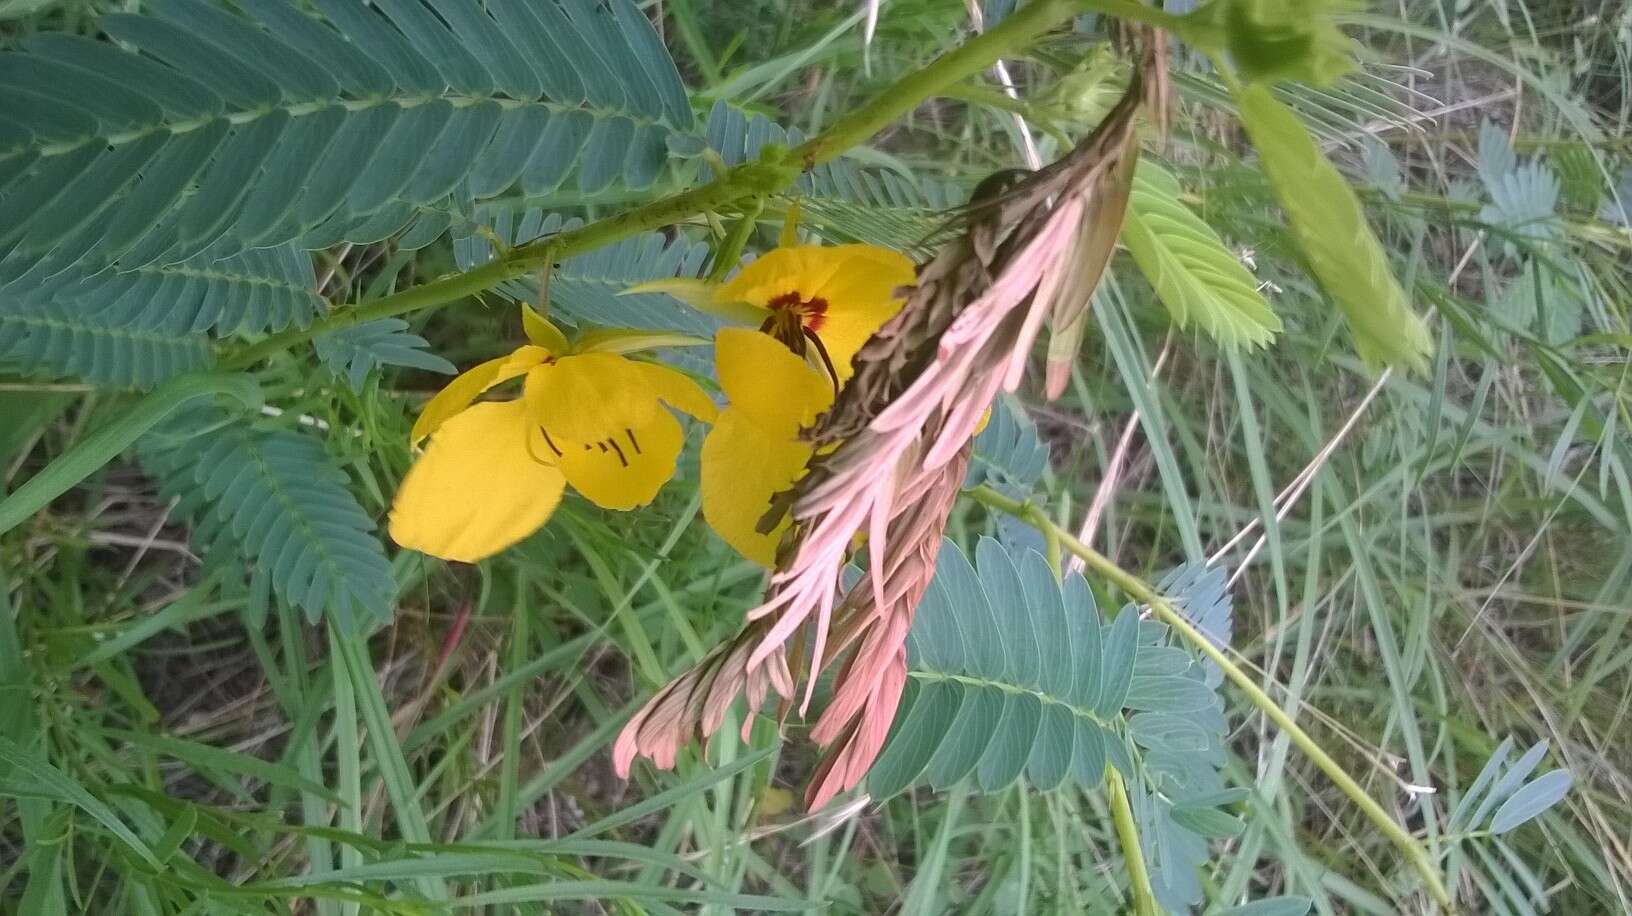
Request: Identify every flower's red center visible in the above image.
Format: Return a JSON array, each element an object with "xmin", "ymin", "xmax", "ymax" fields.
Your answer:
[
  {"xmin": 760, "ymin": 291, "xmax": 840, "ymax": 393},
  {"xmin": 766, "ymin": 291, "xmax": 828, "ymax": 332}
]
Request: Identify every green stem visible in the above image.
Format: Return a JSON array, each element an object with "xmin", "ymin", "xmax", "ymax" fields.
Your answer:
[
  {"xmin": 223, "ymin": 0, "xmax": 1098, "ymax": 370},
  {"xmin": 0, "ymin": 373, "xmax": 261, "ymax": 537},
  {"xmin": 707, "ymin": 197, "xmax": 765, "ymax": 281},
  {"xmin": 966, "ymin": 486, "xmax": 1456, "ymax": 912},
  {"xmin": 787, "ymin": 0, "xmax": 1088, "ymax": 166},
  {"xmin": 221, "ymin": 171, "xmax": 763, "ymax": 370},
  {"xmin": 1105, "ymin": 767, "xmax": 1159, "ymax": 916}
]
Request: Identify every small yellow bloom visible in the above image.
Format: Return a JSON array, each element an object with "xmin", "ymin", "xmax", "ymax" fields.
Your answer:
[
  {"xmin": 701, "ymin": 328, "xmax": 834, "ymax": 566},
  {"xmin": 632, "ymin": 244, "xmax": 916, "ymax": 384},
  {"xmin": 389, "ymin": 321, "xmax": 715, "ymax": 563},
  {"xmin": 682, "ymin": 244, "xmax": 916, "ymax": 566}
]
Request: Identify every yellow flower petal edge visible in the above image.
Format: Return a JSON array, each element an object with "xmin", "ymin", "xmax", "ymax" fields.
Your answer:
[
  {"xmin": 522, "ymin": 306, "xmax": 570, "ymax": 354},
  {"xmin": 714, "ymin": 327, "xmax": 833, "ymax": 433},
  {"xmin": 702, "ymin": 409, "xmax": 812, "ymax": 567},
  {"xmin": 631, "ymin": 361, "xmax": 719, "ymax": 422},
  {"xmin": 622, "ymin": 278, "xmax": 769, "ymax": 325},
  {"xmin": 524, "ymin": 353, "xmax": 660, "ymax": 446},
  {"xmin": 796, "ymin": 247, "xmax": 916, "ymax": 377},
  {"xmin": 574, "ymin": 328, "xmax": 709, "ymax": 356},
  {"xmin": 389, "ymin": 401, "xmax": 567, "ymax": 563},
  {"xmin": 410, "ymin": 346, "xmax": 551, "ymax": 445},
  {"xmin": 700, "ymin": 328, "xmax": 836, "ymax": 565},
  {"xmin": 712, "ymin": 244, "xmax": 915, "ymax": 382}
]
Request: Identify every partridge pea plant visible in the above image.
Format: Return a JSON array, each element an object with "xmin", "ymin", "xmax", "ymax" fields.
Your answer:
[{"xmin": 0, "ymin": 0, "xmax": 1598, "ymax": 911}]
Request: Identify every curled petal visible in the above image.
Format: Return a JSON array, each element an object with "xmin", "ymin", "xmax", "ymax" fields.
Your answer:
[
  {"xmin": 624, "ymin": 277, "xmax": 771, "ymax": 325},
  {"xmin": 410, "ymin": 346, "xmax": 550, "ymax": 445},
  {"xmin": 522, "ymin": 307, "xmax": 570, "ymax": 354},
  {"xmin": 390, "ymin": 401, "xmax": 566, "ymax": 562},
  {"xmin": 573, "ymin": 328, "xmax": 710, "ymax": 356},
  {"xmin": 631, "ymin": 360, "xmax": 719, "ymax": 422},
  {"xmin": 702, "ymin": 409, "xmax": 813, "ymax": 566},
  {"xmin": 714, "ymin": 328, "xmax": 832, "ymax": 432}
]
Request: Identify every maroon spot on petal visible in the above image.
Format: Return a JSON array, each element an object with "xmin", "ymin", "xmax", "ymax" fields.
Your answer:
[
  {"xmin": 767, "ymin": 291, "xmax": 804, "ymax": 310},
  {"xmin": 802, "ymin": 297, "xmax": 828, "ymax": 332}
]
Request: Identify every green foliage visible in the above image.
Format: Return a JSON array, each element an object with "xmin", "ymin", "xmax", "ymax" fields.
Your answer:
[
  {"xmin": 1450, "ymin": 737, "xmax": 1573, "ymax": 837},
  {"xmin": 1216, "ymin": 898, "xmax": 1313, "ymax": 916},
  {"xmin": 1477, "ymin": 119, "xmax": 1520, "ymax": 190},
  {"xmin": 0, "ymin": 304, "xmax": 214, "ymax": 388},
  {"xmin": 871, "ymin": 540, "xmax": 1239, "ymax": 910},
  {"xmin": 0, "ymin": 0, "xmax": 692, "ymax": 339},
  {"xmin": 702, "ymin": 102, "xmax": 965, "ymax": 252},
  {"xmin": 0, "ymin": 736, "xmax": 160, "ymax": 870},
  {"xmin": 966, "ymin": 396, "xmax": 1051, "ymax": 496},
  {"xmin": 1, "ymin": 244, "xmax": 323, "ymax": 387},
  {"xmin": 1181, "ymin": 0, "xmax": 1356, "ymax": 87},
  {"xmin": 314, "ymin": 318, "xmax": 456, "ymax": 391},
  {"xmin": 1474, "ymin": 119, "xmax": 1564, "ymax": 259},
  {"xmin": 0, "ymin": 0, "xmax": 1619, "ymax": 911},
  {"xmin": 1122, "ymin": 160, "xmax": 1282, "ymax": 350},
  {"xmin": 870, "ymin": 539, "xmax": 1124, "ymax": 799},
  {"xmin": 1217, "ymin": 0, "xmax": 1356, "ymax": 86},
  {"xmin": 138, "ymin": 407, "xmax": 396, "ymax": 630},
  {"xmin": 1482, "ymin": 165, "xmax": 1563, "ymax": 254},
  {"xmin": 454, "ymin": 208, "xmax": 717, "ymax": 335},
  {"xmin": 1232, "ymin": 83, "xmax": 1433, "ymax": 372}
]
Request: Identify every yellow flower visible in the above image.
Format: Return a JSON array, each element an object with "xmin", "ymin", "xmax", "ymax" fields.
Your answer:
[
  {"xmin": 701, "ymin": 328, "xmax": 834, "ymax": 566},
  {"xmin": 389, "ymin": 320, "xmax": 716, "ymax": 564},
  {"xmin": 677, "ymin": 244, "xmax": 916, "ymax": 566},
  {"xmin": 632, "ymin": 244, "xmax": 916, "ymax": 384}
]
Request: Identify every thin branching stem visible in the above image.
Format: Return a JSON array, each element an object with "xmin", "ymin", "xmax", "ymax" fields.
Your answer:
[{"xmin": 1105, "ymin": 767, "xmax": 1159, "ymax": 916}]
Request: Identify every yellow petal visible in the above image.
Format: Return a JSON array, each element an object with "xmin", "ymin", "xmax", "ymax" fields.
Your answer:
[
  {"xmin": 778, "ymin": 198, "xmax": 802, "ymax": 249},
  {"xmin": 550, "ymin": 408, "xmax": 684, "ymax": 510},
  {"xmin": 522, "ymin": 306, "xmax": 569, "ymax": 354},
  {"xmin": 622, "ymin": 277, "xmax": 720, "ymax": 309},
  {"xmin": 574, "ymin": 328, "xmax": 709, "ymax": 356},
  {"xmin": 714, "ymin": 328, "xmax": 832, "ymax": 433},
  {"xmin": 701, "ymin": 409, "xmax": 813, "ymax": 566},
  {"xmin": 805, "ymin": 246, "xmax": 915, "ymax": 378},
  {"xmin": 624, "ymin": 278, "xmax": 769, "ymax": 325},
  {"xmin": 410, "ymin": 346, "xmax": 550, "ymax": 445},
  {"xmin": 631, "ymin": 361, "xmax": 719, "ymax": 422},
  {"xmin": 389, "ymin": 401, "xmax": 565, "ymax": 563},
  {"xmin": 715, "ymin": 246, "xmax": 843, "ymax": 310},
  {"xmin": 525, "ymin": 353, "xmax": 658, "ymax": 445}
]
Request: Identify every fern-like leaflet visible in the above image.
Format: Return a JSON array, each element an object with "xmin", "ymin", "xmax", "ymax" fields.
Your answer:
[
  {"xmin": 314, "ymin": 318, "xmax": 456, "ymax": 391},
  {"xmin": 870, "ymin": 539, "xmax": 1238, "ymax": 911},
  {"xmin": 140, "ymin": 407, "xmax": 396, "ymax": 630},
  {"xmin": 0, "ymin": 0, "xmax": 693, "ymax": 385}
]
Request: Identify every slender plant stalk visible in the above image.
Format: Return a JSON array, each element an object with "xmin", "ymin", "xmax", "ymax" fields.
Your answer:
[
  {"xmin": 1036, "ymin": 485, "xmax": 1153, "ymax": 912},
  {"xmin": 224, "ymin": 0, "xmax": 1122, "ymax": 371},
  {"xmin": 967, "ymin": 485, "xmax": 1456, "ymax": 911},
  {"xmin": 1105, "ymin": 768, "xmax": 1159, "ymax": 916}
]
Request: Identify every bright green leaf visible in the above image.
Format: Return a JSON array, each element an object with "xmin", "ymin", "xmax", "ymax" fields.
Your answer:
[{"xmin": 1233, "ymin": 84, "xmax": 1432, "ymax": 372}]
